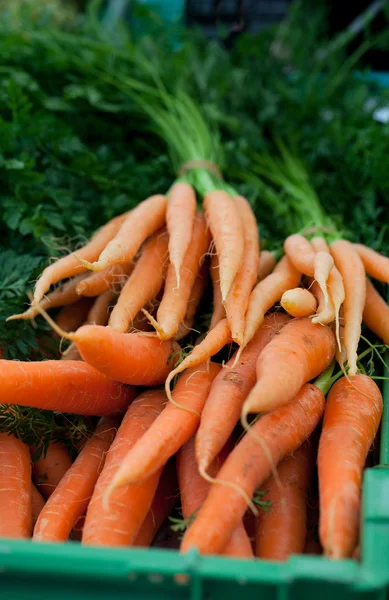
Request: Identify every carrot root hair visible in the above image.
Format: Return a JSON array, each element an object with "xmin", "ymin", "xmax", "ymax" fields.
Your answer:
[
  {"xmin": 30, "ymin": 300, "xmax": 76, "ymax": 342},
  {"xmin": 164, "ymin": 371, "xmax": 201, "ymax": 417},
  {"xmin": 73, "ymin": 253, "xmax": 97, "ymax": 272},
  {"xmin": 141, "ymin": 308, "xmax": 167, "ymax": 340}
]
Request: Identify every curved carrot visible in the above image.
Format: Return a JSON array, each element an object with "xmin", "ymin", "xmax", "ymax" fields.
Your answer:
[
  {"xmin": 284, "ymin": 234, "xmax": 316, "ymax": 276},
  {"xmin": 87, "ymin": 290, "xmax": 116, "ymax": 326},
  {"xmin": 363, "ymin": 278, "xmax": 389, "ymax": 344},
  {"xmin": 258, "ymin": 250, "xmax": 276, "ymax": 281},
  {"xmin": 31, "ymin": 483, "xmax": 45, "ymax": 527},
  {"xmin": 32, "ymin": 442, "xmax": 72, "ymax": 499},
  {"xmin": 308, "ymin": 278, "xmax": 336, "ymax": 325},
  {"xmin": 196, "ymin": 312, "xmax": 291, "ymax": 473},
  {"xmin": 225, "ymin": 196, "xmax": 260, "ymax": 345},
  {"xmin": 209, "ymin": 253, "xmax": 226, "ymax": 329},
  {"xmin": 354, "ymin": 244, "xmax": 389, "ymax": 283},
  {"xmin": 33, "ymin": 417, "xmax": 119, "ymax": 542},
  {"xmin": 108, "ymin": 363, "xmax": 221, "ymax": 490},
  {"xmin": 330, "ymin": 240, "xmax": 366, "ymax": 376},
  {"xmin": 55, "ymin": 297, "xmax": 93, "ymax": 334},
  {"xmin": 324, "ymin": 266, "xmax": 345, "ymax": 348},
  {"xmin": 82, "ymin": 389, "xmax": 166, "ymax": 546},
  {"xmin": 181, "ymin": 383, "xmax": 325, "ymax": 556},
  {"xmin": 0, "ymin": 433, "xmax": 32, "ymax": 538},
  {"xmin": 76, "ymin": 262, "xmax": 133, "ymax": 297},
  {"xmin": 318, "ymin": 375, "xmax": 383, "ymax": 559},
  {"xmin": 175, "ymin": 262, "xmax": 208, "ymax": 341},
  {"xmin": 166, "ymin": 182, "xmax": 197, "ymax": 288},
  {"xmin": 255, "ymin": 442, "xmax": 314, "ymax": 560},
  {"xmin": 204, "ymin": 191, "xmax": 244, "ymax": 301},
  {"xmin": 109, "ymin": 229, "xmax": 169, "ymax": 332},
  {"xmin": 314, "ymin": 251, "xmax": 334, "ymax": 313},
  {"xmin": 0, "ymin": 359, "xmax": 133, "ymax": 415},
  {"xmin": 242, "ymin": 318, "xmax": 335, "ymax": 416},
  {"xmin": 281, "ymin": 288, "xmax": 317, "ymax": 318}
]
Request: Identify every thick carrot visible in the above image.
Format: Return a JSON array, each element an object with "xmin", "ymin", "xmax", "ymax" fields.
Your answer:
[
  {"xmin": 32, "ymin": 442, "xmax": 72, "ymax": 499},
  {"xmin": 281, "ymin": 288, "xmax": 317, "ymax": 318},
  {"xmin": 55, "ymin": 297, "xmax": 93, "ymax": 334},
  {"xmin": 76, "ymin": 262, "xmax": 133, "ymax": 297},
  {"xmin": 354, "ymin": 244, "xmax": 389, "ymax": 283},
  {"xmin": 258, "ymin": 250, "xmax": 276, "ymax": 281},
  {"xmin": 0, "ymin": 360, "xmax": 133, "ymax": 415},
  {"xmin": 318, "ymin": 375, "xmax": 382, "ymax": 559},
  {"xmin": 225, "ymin": 196, "xmax": 260, "ymax": 345},
  {"xmin": 181, "ymin": 383, "xmax": 325, "ymax": 555},
  {"xmin": 204, "ymin": 191, "xmax": 244, "ymax": 301},
  {"xmin": 109, "ymin": 230, "xmax": 169, "ymax": 332},
  {"xmin": 108, "ymin": 363, "xmax": 221, "ymax": 490},
  {"xmin": 242, "ymin": 318, "xmax": 335, "ymax": 416},
  {"xmin": 0, "ymin": 433, "xmax": 32, "ymax": 538},
  {"xmin": 31, "ymin": 483, "xmax": 45, "ymax": 527},
  {"xmin": 310, "ymin": 236, "xmax": 330, "ymax": 253},
  {"xmin": 33, "ymin": 417, "xmax": 119, "ymax": 542},
  {"xmin": 82, "ymin": 389, "xmax": 166, "ymax": 546},
  {"xmin": 284, "ymin": 234, "xmax": 316, "ymax": 276},
  {"xmin": 79, "ymin": 195, "xmax": 167, "ymax": 272},
  {"xmin": 175, "ymin": 262, "xmax": 208, "ymax": 341},
  {"xmin": 166, "ymin": 182, "xmax": 197, "ymax": 288},
  {"xmin": 363, "ymin": 278, "xmax": 389, "ymax": 344},
  {"xmin": 255, "ymin": 442, "xmax": 314, "ymax": 560},
  {"xmin": 330, "ymin": 240, "xmax": 366, "ymax": 376},
  {"xmin": 148, "ymin": 214, "xmax": 211, "ymax": 340},
  {"xmin": 196, "ymin": 313, "xmax": 291, "ymax": 473},
  {"xmin": 33, "ymin": 212, "xmax": 129, "ymax": 304},
  {"xmin": 210, "ymin": 253, "xmax": 226, "ymax": 329}
]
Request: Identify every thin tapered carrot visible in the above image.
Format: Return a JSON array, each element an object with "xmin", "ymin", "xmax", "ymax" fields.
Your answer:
[
  {"xmin": 0, "ymin": 433, "xmax": 32, "ymax": 538},
  {"xmin": 255, "ymin": 442, "xmax": 314, "ymax": 560},
  {"xmin": 33, "ymin": 417, "xmax": 119, "ymax": 542},
  {"xmin": 363, "ymin": 278, "xmax": 389, "ymax": 344},
  {"xmin": 225, "ymin": 196, "xmax": 260, "ymax": 346},
  {"xmin": 308, "ymin": 278, "xmax": 336, "ymax": 325},
  {"xmin": 76, "ymin": 262, "xmax": 134, "ymax": 297},
  {"xmin": 55, "ymin": 297, "xmax": 93, "ymax": 334},
  {"xmin": 242, "ymin": 318, "xmax": 335, "ymax": 417},
  {"xmin": 181, "ymin": 383, "xmax": 325, "ymax": 556},
  {"xmin": 82, "ymin": 389, "xmax": 166, "ymax": 547},
  {"xmin": 78, "ymin": 195, "xmax": 167, "ymax": 272},
  {"xmin": 210, "ymin": 253, "xmax": 226, "ymax": 329},
  {"xmin": 33, "ymin": 212, "xmax": 129, "ymax": 304},
  {"xmin": 196, "ymin": 313, "xmax": 291, "ymax": 474},
  {"xmin": 204, "ymin": 191, "xmax": 244, "ymax": 301},
  {"xmin": 87, "ymin": 290, "xmax": 116, "ymax": 326},
  {"xmin": 175, "ymin": 262, "xmax": 208, "ymax": 341},
  {"xmin": 166, "ymin": 182, "xmax": 197, "ymax": 289},
  {"xmin": 109, "ymin": 229, "xmax": 169, "ymax": 332},
  {"xmin": 314, "ymin": 251, "xmax": 334, "ymax": 312},
  {"xmin": 147, "ymin": 214, "xmax": 211, "ymax": 340},
  {"xmin": 318, "ymin": 375, "xmax": 382, "ymax": 559},
  {"xmin": 284, "ymin": 234, "xmax": 316, "ymax": 276},
  {"xmin": 330, "ymin": 240, "xmax": 366, "ymax": 376},
  {"xmin": 0, "ymin": 359, "xmax": 133, "ymax": 415},
  {"xmin": 31, "ymin": 483, "xmax": 45, "ymax": 527},
  {"xmin": 32, "ymin": 442, "xmax": 72, "ymax": 500},
  {"xmin": 354, "ymin": 244, "xmax": 389, "ymax": 283},
  {"xmin": 258, "ymin": 250, "xmax": 276, "ymax": 281},
  {"xmin": 281, "ymin": 288, "xmax": 317, "ymax": 318},
  {"xmin": 107, "ymin": 363, "xmax": 221, "ymax": 491}
]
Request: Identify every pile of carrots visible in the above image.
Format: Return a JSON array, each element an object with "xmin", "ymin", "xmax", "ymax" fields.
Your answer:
[{"xmin": 1, "ymin": 177, "xmax": 388, "ymax": 562}]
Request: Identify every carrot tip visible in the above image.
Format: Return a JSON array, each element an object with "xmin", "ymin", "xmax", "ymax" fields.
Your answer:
[
  {"xmin": 73, "ymin": 253, "xmax": 100, "ymax": 272},
  {"xmin": 31, "ymin": 300, "xmax": 76, "ymax": 341},
  {"xmin": 141, "ymin": 309, "xmax": 167, "ymax": 340}
]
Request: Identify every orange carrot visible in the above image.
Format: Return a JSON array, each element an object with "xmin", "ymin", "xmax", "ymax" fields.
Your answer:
[
  {"xmin": 79, "ymin": 195, "xmax": 167, "ymax": 272},
  {"xmin": 55, "ymin": 297, "xmax": 93, "ymax": 334},
  {"xmin": 281, "ymin": 288, "xmax": 317, "ymax": 318},
  {"xmin": 196, "ymin": 313, "xmax": 290, "ymax": 474},
  {"xmin": 175, "ymin": 262, "xmax": 208, "ymax": 341},
  {"xmin": 242, "ymin": 318, "xmax": 335, "ymax": 417},
  {"xmin": 31, "ymin": 483, "xmax": 45, "ymax": 527},
  {"xmin": 108, "ymin": 363, "xmax": 221, "ymax": 490},
  {"xmin": 210, "ymin": 253, "xmax": 226, "ymax": 329},
  {"xmin": 310, "ymin": 237, "xmax": 330, "ymax": 253},
  {"xmin": 314, "ymin": 251, "xmax": 334, "ymax": 312},
  {"xmin": 324, "ymin": 266, "xmax": 345, "ymax": 347},
  {"xmin": 32, "ymin": 442, "xmax": 72, "ymax": 499},
  {"xmin": 318, "ymin": 375, "xmax": 383, "ymax": 559},
  {"xmin": 0, "ymin": 433, "xmax": 32, "ymax": 538},
  {"xmin": 0, "ymin": 359, "xmax": 133, "ymax": 415},
  {"xmin": 330, "ymin": 240, "xmax": 366, "ymax": 376},
  {"xmin": 181, "ymin": 383, "xmax": 325, "ymax": 555},
  {"xmin": 354, "ymin": 244, "xmax": 389, "ymax": 283},
  {"xmin": 109, "ymin": 229, "xmax": 169, "ymax": 332},
  {"xmin": 33, "ymin": 417, "xmax": 119, "ymax": 542},
  {"xmin": 307, "ymin": 278, "xmax": 335, "ymax": 325},
  {"xmin": 255, "ymin": 442, "xmax": 314, "ymax": 560},
  {"xmin": 86, "ymin": 290, "xmax": 116, "ymax": 326},
  {"xmin": 258, "ymin": 250, "xmax": 276, "ymax": 281},
  {"xmin": 284, "ymin": 234, "xmax": 316, "ymax": 276},
  {"xmin": 204, "ymin": 191, "xmax": 244, "ymax": 301},
  {"xmin": 82, "ymin": 389, "xmax": 166, "ymax": 546},
  {"xmin": 166, "ymin": 182, "xmax": 197, "ymax": 288},
  {"xmin": 76, "ymin": 262, "xmax": 133, "ymax": 297},
  {"xmin": 363, "ymin": 278, "xmax": 389, "ymax": 344}
]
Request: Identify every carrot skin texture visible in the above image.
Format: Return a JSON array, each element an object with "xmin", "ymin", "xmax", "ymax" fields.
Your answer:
[
  {"xmin": 281, "ymin": 288, "xmax": 317, "ymax": 318},
  {"xmin": 54, "ymin": 297, "xmax": 93, "ymax": 335},
  {"xmin": 32, "ymin": 442, "xmax": 72, "ymax": 499},
  {"xmin": 76, "ymin": 262, "xmax": 133, "ymax": 297},
  {"xmin": 166, "ymin": 182, "xmax": 197, "ymax": 288},
  {"xmin": 0, "ymin": 433, "xmax": 32, "ymax": 538},
  {"xmin": 354, "ymin": 244, "xmax": 389, "ymax": 283},
  {"xmin": 363, "ymin": 278, "xmax": 389, "ymax": 344},
  {"xmin": 258, "ymin": 250, "xmax": 276, "ymax": 281},
  {"xmin": 33, "ymin": 417, "xmax": 119, "ymax": 542},
  {"xmin": 175, "ymin": 262, "xmax": 208, "ymax": 341},
  {"xmin": 31, "ymin": 483, "xmax": 45, "ymax": 527},
  {"xmin": 181, "ymin": 383, "xmax": 325, "ymax": 555},
  {"xmin": 0, "ymin": 360, "xmax": 133, "ymax": 416},
  {"xmin": 318, "ymin": 375, "xmax": 383, "ymax": 559},
  {"xmin": 284, "ymin": 234, "xmax": 316, "ymax": 276},
  {"xmin": 210, "ymin": 253, "xmax": 226, "ymax": 329}
]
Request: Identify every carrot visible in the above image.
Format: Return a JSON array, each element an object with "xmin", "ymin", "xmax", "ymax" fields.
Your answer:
[
  {"xmin": 318, "ymin": 375, "xmax": 383, "ymax": 559},
  {"xmin": 82, "ymin": 389, "xmax": 166, "ymax": 546},
  {"xmin": 87, "ymin": 290, "xmax": 116, "ymax": 326},
  {"xmin": 32, "ymin": 442, "xmax": 72, "ymax": 500},
  {"xmin": 307, "ymin": 278, "xmax": 335, "ymax": 325},
  {"xmin": 330, "ymin": 240, "xmax": 366, "ymax": 376},
  {"xmin": 107, "ymin": 363, "xmax": 221, "ymax": 491},
  {"xmin": 314, "ymin": 251, "xmax": 334, "ymax": 312},
  {"xmin": 76, "ymin": 262, "xmax": 134, "ymax": 297},
  {"xmin": 31, "ymin": 483, "xmax": 45, "ymax": 527},
  {"xmin": 55, "ymin": 297, "xmax": 93, "ymax": 334},
  {"xmin": 0, "ymin": 433, "xmax": 32, "ymax": 538},
  {"xmin": 196, "ymin": 312, "xmax": 291, "ymax": 474},
  {"xmin": 258, "ymin": 250, "xmax": 276, "ymax": 281},
  {"xmin": 78, "ymin": 195, "xmax": 167, "ymax": 272},
  {"xmin": 33, "ymin": 212, "xmax": 129, "ymax": 304},
  {"xmin": 0, "ymin": 359, "xmax": 133, "ymax": 415},
  {"xmin": 33, "ymin": 417, "xmax": 119, "ymax": 542},
  {"xmin": 255, "ymin": 442, "xmax": 314, "ymax": 560},
  {"xmin": 181, "ymin": 383, "xmax": 325, "ymax": 555},
  {"xmin": 284, "ymin": 234, "xmax": 316, "ymax": 277},
  {"xmin": 166, "ymin": 182, "xmax": 197, "ymax": 288},
  {"xmin": 281, "ymin": 288, "xmax": 317, "ymax": 318},
  {"xmin": 175, "ymin": 262, "xmax": 208, "ymax": 341},
  {"xmin": 147, "ymin": 214, "xmax": 211, "ymax": 340},
  {"xmin": 133, "ymin": 460, "xmax": 178, "ymax": 547},
  {"xmin": 109, "ymin": 229, "xmax": 169, "ymax": 332},
  {"xmin": 204, "ymin": 191, "xmax": 244, "ymax": 301},
  {"xmin": 242, "ymin": 318, "xmax": 335, "ymax": 417},
  {"xmin": 210, "ymin": 253, "xmax": 226, "ymax": 329},
  {"xmin": 363, "ymin": 278, "xmax": 389, "ymax": 344},
  {"xmin": 310, "ymin": 236, "xmax": 330, "ymax": 253},
  {"xmin": 354, "ymin": 244, "xmax": 389, "ymax": 283}
]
